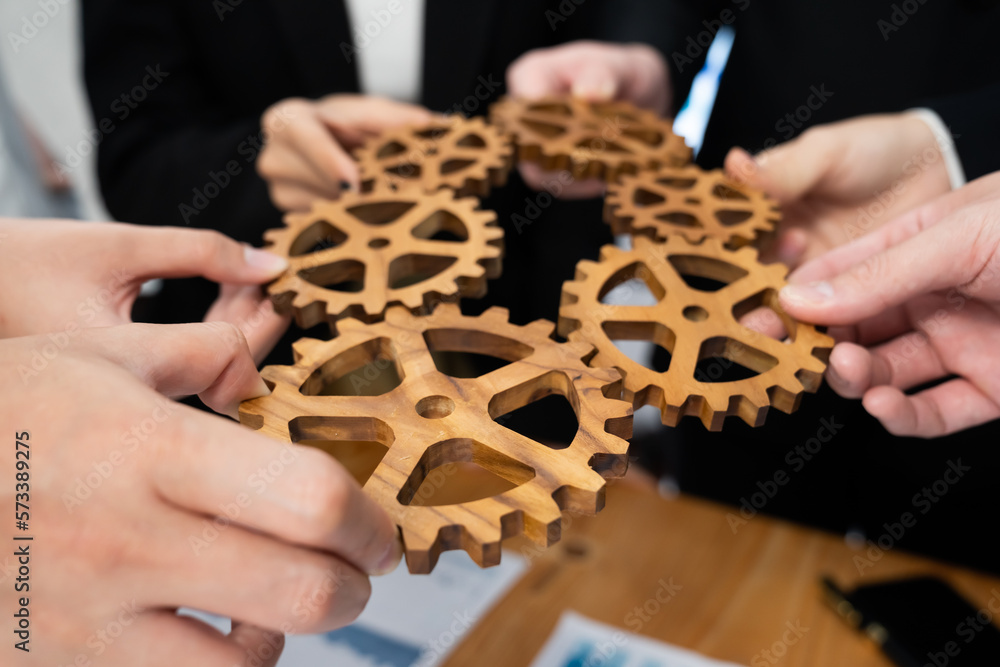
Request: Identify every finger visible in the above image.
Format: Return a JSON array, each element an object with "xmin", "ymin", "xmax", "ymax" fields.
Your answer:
[
  {"xmin": 151, "ymin": 411, "xmax": 401, "ymax": 576},
  {"xmin": 267, "ymin": 179, "xmax": 339, "ymax": 212},
  {"xmin": 81, "ymin": 322, "xmax": 269, "ymax": 418},
  {"xmin": 775, "ymin": 227, "xmax": 809, "ymax": 267},
  {"xmin": 863, "ymin": 380, "xmax": 1000, "ymax": 438},
  {"xmin": 724, "ymin": 132, "xmax": 839, "ymax": 204},
  {"xmin": 204, "ymin": 285, "xmax": 292, "ymax": 365},
  {"xmin": 257, "ymin": 141, "xmax": 344, "ymax": 201},
  {"xmin": 779, "ymin": 209, "xmax": 992, "ymax": 326},
  {"xmin": 276, "ymin": 113, "xmax": 361, "ymax": 191},
  {"xmin": 571, "ymin": 60, "xmax": 619, "ymax": 101},
  {"xmin": 318, "ymin": 97, "xmax": 434, "ymax": 142},
  {"xmin": 229, "ymin": 623, "xmax": 285, "ymax": 667},
  {"xmin": 149, "ymin": 508, "xmax": 371, "ymax": 634},
  {"xmin": 826, "ymin": 338, "xmax": 946, "ymax": 399},
  {"xmin": 517, "ymin": 163, "xmax": 606, "ymax": 199},
  {"xmin": 507, "ymin": 52, "xmax": 566, "ymax": 99},
  {"xmin": 107, "ymin": 611, "xmax": 277, "ymax": 667},
  {"xmin": 111, "ymin": 224, "xmax": 288, "ymax": 284}
]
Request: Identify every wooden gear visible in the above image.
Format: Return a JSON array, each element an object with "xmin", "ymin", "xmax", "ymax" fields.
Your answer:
[
  {"xmin": 558, "ymin": 236, "xmax": 833, "ymax": 430},
  {"xmin": 489, "ymin": 96, "xmax": 692, "ymax": 182},
  {"xmin": 263, "ymin": 187, "xmax": 503, "ymax": 331},
  {"xmin": 356, "ymin": 116, "xmax": 514, "ymax": 198},
  {"xmin": 605, "ymin": 164, "xmax": 779, "ymax": 248},
  {"xmin": 239, "ymin": 304, "xmax": 633, "ymax": 574}
]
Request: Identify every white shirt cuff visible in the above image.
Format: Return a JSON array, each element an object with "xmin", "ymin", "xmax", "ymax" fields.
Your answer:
[{"xmin": 907, "ymin": 108, "xmax": 967, "ymax": 191}]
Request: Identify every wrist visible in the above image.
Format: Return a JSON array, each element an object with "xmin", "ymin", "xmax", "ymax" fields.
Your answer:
[{"xmin": 906, "ymin": 108, "xmax": 966, "ymax": 190}]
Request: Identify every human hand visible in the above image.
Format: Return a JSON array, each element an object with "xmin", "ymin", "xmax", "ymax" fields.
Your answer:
[
  {"xmin": 725, "ymin": 113, "xmax": 953, "ymax": 268},
  {"xmin": 257, "ymin": 94, "xmax": 435, "ymax": 211},
  {"xmin": 778, "ymin": 172, "xmax": 1000, "ymax": 437},
  {"xmin": 1, "ymin": 322, "xmax": 401, "ymax": 666},
  {"xmin": 506, "ymin": 40, "xmax": 670, "ymax": 199},
  {"xmin": 0, "ymin": 219, "xmax": 290, "ymax": 363}
]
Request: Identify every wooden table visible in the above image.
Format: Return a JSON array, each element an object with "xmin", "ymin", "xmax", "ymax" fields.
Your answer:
[{"xmin": 443, "ymin": 473, "xmax": 1000, "ymax": 666}]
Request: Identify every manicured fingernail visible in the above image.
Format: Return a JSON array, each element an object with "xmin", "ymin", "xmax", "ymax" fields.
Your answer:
[
  {"xmin": 244, "ymin": 246, "xmax": 289, "ymax": 274},
  {"xmin": 372, "ymin": 534, "xmax": 404, "ymax": 576},
  {"xmin": 781, "ymin": 281, "xmax": 834, "ymax": 305}
]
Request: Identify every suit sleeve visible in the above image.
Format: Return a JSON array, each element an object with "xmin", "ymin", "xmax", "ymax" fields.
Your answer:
[
  {"xmin": 82, "ymin": 0, "xmax": 280, "ymax": 243},
  {"xmin": 928, "ymin": 82, "xmax": 1000, "ymax": 182},
  {"xmin": 589, "ymin": 0, "xmax": 726, "ymax": 115}
]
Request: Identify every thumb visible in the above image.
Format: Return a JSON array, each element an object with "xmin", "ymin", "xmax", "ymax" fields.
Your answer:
[
  {"xmin": 114, "ymin": 225, "xmax": 289, "ymax": 285},
  {"xmin": 724, "ymin": 130, "xmax": 838, "ymax": 204},
  {"xmin": 571, "ymin": 61, "xmax": 619, "ymax": 101},
  {"xmin": 778, "ymin": 206, "xmax": 993, "ymax": 326},
  {"xmin": 81, "ymin": 322, "xmax": 270, "ymax": 418}
]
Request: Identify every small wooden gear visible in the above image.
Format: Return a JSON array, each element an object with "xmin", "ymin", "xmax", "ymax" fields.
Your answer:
[
  {"xmin": 355, "ymin": 116, "xmax": 514, "ymax": 197},
  {"xmin": 489, "ymin": 96, "xmax": 692, "ymax": 182},
  {"xmin": 559, "ymin": 236, "xmax": 833, "ymax": 430},
  {"xmin": 240, "ymin": 303, "xmax": 633, "ymax": 574},
  {"xmin": 606, "ymin": 164, "xmax": 779, "ymax": 248},
  {"xmin": 263, "ymin": 187, "xmax": 503, "ymax": 331}
]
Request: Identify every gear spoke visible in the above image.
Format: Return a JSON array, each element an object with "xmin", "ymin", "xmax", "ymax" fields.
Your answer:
[
  {"xmin": 559, "ymin": 236, "xmax": 832, "ymax": 430},
  {"xmin": 240, "ymin": 304, "xmax": 631, "ymax": 573}
]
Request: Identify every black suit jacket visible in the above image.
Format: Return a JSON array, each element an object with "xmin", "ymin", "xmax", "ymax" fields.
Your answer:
[
  {"xmin": 84, "ymin": 0, "xmax": 1000, "ymax": 573},
  {"xmin": 82, "ymin": 0, "xmax": 622, "ymax": 329}
]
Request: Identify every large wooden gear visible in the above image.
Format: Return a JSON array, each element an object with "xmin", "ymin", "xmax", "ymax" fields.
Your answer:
[
  {"xmin": 489, "ymin": 96, "xmax": 692, "ymax": 182},
  {"xmin": 606, "ymin": 164, "xmax": 779, "ymax": 248},
  {"xmin": 263, "ymin": 187, "xmax": 503, "ymax": 331},
  {"xmin": 240, "ymin": 304, "xmax": 633, "ymax": 574},
  {"xmin": 356, "ymin": 116, "xmax": 514, "ymax": 198},
  {"xmin": 558, "ymin": 236, "xmax": 833, "ymax": 431}
]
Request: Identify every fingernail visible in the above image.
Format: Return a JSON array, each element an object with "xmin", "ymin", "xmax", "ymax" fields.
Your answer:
[
  {"xmin": 244, "ymin": 246, "xmax": 289, "ymax": 274},
  {"xmin": 781, "ymin": 281, "xmax": 834, "ymax": 305},
  {"xmin": 572, "ymin": 79, "xmax": 615, "ymax": 100},
  {"xmin": 225, "ymin": 378, "xmax": 271, "ymax": 421},
  {"xmin": 372, "ymin": 533, "xmax": 404, "ymax": 576}
]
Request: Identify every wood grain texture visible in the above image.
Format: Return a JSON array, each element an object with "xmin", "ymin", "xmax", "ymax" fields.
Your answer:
[
  {"xmin": 263, "ymin": 187, "xmax": 503, "ymax": 331},
  {"xmin": 489, "ymin": 96, "xmax": 692, "ymax": 182},
  {"xmin": 559, "ymin": 235, "xmax": 833, "ymax": 430},
  {"xmin": 239, "ymin": 303, "xmax": 633, "ymax": 573},
  {"xmin": 606, "ymin": 164, "xmax": 779, "ymax": 248},
  {"xmin": 356, "ymin": 116, "xmax": 513, "ymax": 198},
  {"xmin": 444, "ymin": 476, "xmax": 1000, "ymax": 667}
]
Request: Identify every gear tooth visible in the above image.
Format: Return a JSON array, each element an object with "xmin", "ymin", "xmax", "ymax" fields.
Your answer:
[
  {"xmin": 396, "ymin": 289, "xmax": 429, "ymax": 312},
  {"xmin": 334, "ymin": 316, "xmax": 366, "ymax": 332},
  {"xmin": 291, "ymin": 337, "xmax": 325, "ymax": 359},
  {"xmin": 428, "ymin": 301, "xmax": 461, "ymax": 322},
  {"xmin": 383, "ymin": 304, "xmax": 418, "ymax": 324},
  {"xmin": 524, "ymin": 319, "xmax": 556, "ymax": 339},
  {"xmin": 480, "ymin": 305, "xmax": 510, "ymax": 323}
]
